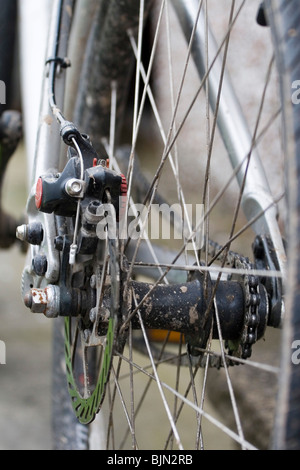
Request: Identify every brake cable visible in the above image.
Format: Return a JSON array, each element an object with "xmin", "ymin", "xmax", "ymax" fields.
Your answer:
[{"xmin": 46, "ymin": 0, "xmax": 86, "ymax": 264}]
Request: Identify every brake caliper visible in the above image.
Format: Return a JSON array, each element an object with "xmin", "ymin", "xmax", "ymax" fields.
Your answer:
[
  {"xmin": 35, "ymin": 129, "xmax": 127, "ymax": 255},
  {"xmin": 22, "ymin": 124, "xmax": 127, "ymax": 319}
]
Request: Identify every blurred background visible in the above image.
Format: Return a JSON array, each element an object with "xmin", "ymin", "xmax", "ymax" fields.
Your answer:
[
  {"xmin": 0, "ymin": 0, "xmax": 283, "ymax": 450},
  {"xmin": 0, "ymin": 143, "xmax": 52, "ymax": 450},
  {"xmin": 0, "ymin": 0, "xmax": 53, "ymax": 449}
]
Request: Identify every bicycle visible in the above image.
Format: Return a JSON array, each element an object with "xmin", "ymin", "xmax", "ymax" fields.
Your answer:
[{"xmin": 4, "ymin": 0, "xmax": 299, "ymax": 449}]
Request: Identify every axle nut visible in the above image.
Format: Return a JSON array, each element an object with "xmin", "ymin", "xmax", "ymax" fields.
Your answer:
[{"xmin": 24, "ymin": 285, "xmax": 60, "ymax": 317}]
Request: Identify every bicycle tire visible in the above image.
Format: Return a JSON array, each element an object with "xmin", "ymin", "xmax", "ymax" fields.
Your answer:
[
  {"xmin": 52, "ymin": 318, "xmax": 89, "ymax": 450},
  {"xmin": 47, "ymin": 0, "xmax": 300, "ymax": 449},
  {"xmin": 267, "ymin": 0, "xmax": 300, "ymax": 450}
]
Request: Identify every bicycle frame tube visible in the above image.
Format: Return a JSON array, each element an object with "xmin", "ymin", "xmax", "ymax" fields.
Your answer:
[
  {"xmin": 19, "ymin": 0, "xmax": 74, "ymax": 285},
  {"xmin": 18, "ymin": 0, "xmax": 53, "ymax": 182},
  {"xmin": 173, "ymin": 0, "xmax": 286, "ymax": 281}
]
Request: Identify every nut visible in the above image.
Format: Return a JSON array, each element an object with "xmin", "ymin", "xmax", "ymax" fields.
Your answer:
[
  {"xmin": 29, "ymin": 288, "xmax": 48, "ymax": 313},
  {"xmin": 89, "ymin": 307, "xmax": 97, "ymax": 323},
  {"xmin": 24, "ymin": 286, "xmax": 60, "ymax": 317}
]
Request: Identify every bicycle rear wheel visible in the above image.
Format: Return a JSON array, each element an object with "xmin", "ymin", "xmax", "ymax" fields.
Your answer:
[
  {"xmin": 266, "ymin": 0, "xmax": 300, "ymax": 450},
  {"xmin": 45, "ymin": 0, "xmax": 299, "ymax": 449}
]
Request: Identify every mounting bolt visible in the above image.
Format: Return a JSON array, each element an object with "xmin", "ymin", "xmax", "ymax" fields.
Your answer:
[
  {"xmin": 32, "ymin": 254, "xmax": 48, "ymax": 276},
  {"xmin": 65, "ymin": 178, "xmax": 85, "ymax": 197},
  {"xmin": 16, "ymin": 222, "xmax": 43, "ymax": 245},
  {"xmin": 54, "ymin": 235, "xmax": 64, "ymax": 251}
]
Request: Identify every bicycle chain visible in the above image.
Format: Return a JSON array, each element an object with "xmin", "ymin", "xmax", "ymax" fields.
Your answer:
[{"xmin": 207, "ymin": 239, "xmax": 260, "ymax": 361}]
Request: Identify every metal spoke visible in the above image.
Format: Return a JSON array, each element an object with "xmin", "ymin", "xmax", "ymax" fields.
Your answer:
[
  {"xmin": 186, "ymin": 347, "xmax": 203, "ymax": 449},
  {"xmin": 127, "ymin": 30, "xmax": 201, "ymax": 265},
  {"xmin": 118, "ymin": 342, "xmax": 257, "ymax": 449},
  {"xmin": 62, "ymin": 0, "xmax": 286, "ymax": 451},
  {"xmin": 111, "ymin": 364, "xmax": 139, "ymax": 449},
  {"xmin": 213, "ymin": 297, "xmax": 245, "ymax": 449},
  {"xmin": 133, "ymin": 291, "xmax": 184, "ymax": 450}
]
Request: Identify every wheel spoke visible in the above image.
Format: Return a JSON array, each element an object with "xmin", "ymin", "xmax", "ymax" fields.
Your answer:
[
  {"xmin": 133, "ymin": 291, "xmax": 184, "ymax": 449},
  {"xmin": 57, "ymin": 0, "xmax": 285, "ymax": 450}
]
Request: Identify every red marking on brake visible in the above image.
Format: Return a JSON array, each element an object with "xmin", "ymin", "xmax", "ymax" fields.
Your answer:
[
  {"xmin": 35, "ymin": 177, "xmax": 43, "ymax": 210},
  {"xmin": 120, "ymin": 174, "xmax": 127, "ymax": 197},
  {"xmin": 118, "ymin": 174, "xmax": 127, "ymax": 222}
]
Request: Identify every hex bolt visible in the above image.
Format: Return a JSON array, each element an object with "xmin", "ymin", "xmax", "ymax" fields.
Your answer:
[
  {"xmin": 83, "ymin": 201, "xmax": 102, "ymax": 225},
  {"xmin": 65, "ymin": 178, "xmax": 84, "ymax": 197},
  {"xmin": 89, "ymin": 200, "xmax": 101, "ymax": 212},
  {"xmin": 23, "ymin": 285, "xmax": 60, "ymax": 317}
]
